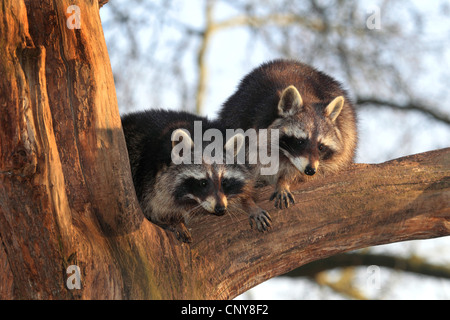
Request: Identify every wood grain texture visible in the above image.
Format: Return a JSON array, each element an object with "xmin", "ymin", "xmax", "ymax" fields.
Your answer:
[
  {"xmin": 186, "ymin": 149, "xmax": 449, "ymax": 298},
  {"xmin": 0, "ymin": 0, "xmax": 449, "ymax": 300}
]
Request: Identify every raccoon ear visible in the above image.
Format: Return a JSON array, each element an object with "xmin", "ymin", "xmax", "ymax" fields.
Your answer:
[
  {"xmin": 278, "ymin": 85, "xmax": 303, "ymax": 117},
  {"xmin": 224, "ymin": 133, "xmax": 245, "ymax": 158},
  {"xmin": 324, "ymin": 96, "xmax": 344, "ymax": 122}
]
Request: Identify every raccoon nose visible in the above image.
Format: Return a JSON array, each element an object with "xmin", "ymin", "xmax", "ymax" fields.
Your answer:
[
  {"xmin": 214, "ymin": 205, "xmax": 226, "ymax": 216},
  {"xmin": 304, "ymin": 165, "xmax": 316, "ymax": 176}
]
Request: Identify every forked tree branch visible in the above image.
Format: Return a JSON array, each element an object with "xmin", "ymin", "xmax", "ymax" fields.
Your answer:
[
  {"xmin": 98, "ymin": 0, "xmax": 108, "ymax": 8},
  {"xmin": 1, "ymin": 0, "xmax": 448, "ymax": 300}
]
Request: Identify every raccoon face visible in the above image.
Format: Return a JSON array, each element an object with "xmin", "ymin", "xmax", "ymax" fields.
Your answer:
[
  {"xmin": 272, "ymin": 86, "xmax": 344, "ymax": 176},
  {"xmin": 171, "ymin": 130, "xmax": 246, "ymax": 216},
  {"xmin": 279, "ymin": 135, "xmax": 336, "ymax": 175},
  {"xmin": 173, "ymin": 167, "xmax": 227, "ymax": 215},
  {"xmin": 172, "ymin": 165, "xmax": 247, "ymax": 216}
]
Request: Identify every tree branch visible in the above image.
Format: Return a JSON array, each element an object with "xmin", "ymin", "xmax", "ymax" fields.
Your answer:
[
  {"xmin": 283, "ymin": 252, "xmax": 450, "ymax": 280},
  {"xmin": 2, "ymin": 0, "xmax": 449, "ymax": 300},
  {"xmin": 356, "ymin": 97, "xmax": 450, "ymax": 126},
  {"xmin": 195, "ymin": 0, "xmax": 214, "ymax": 115},
  {"xmin": 98, "ymin": 0, "xmax": 108, "ymax": 8},
  {"xmin": 212, "ymin": 14, "xmax": 326, "ymax": 33},
  {"xmin": 186, "ymin": 148, "xmax": 450, "ymax": 299},
  {"xmin": 193, "ymin": 12, "xmax": 326, "ymax": 114}
]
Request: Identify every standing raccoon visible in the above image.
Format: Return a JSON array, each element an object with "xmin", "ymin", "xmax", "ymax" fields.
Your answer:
[
  {"xmin": 122, "ymin": 109, "xmax": 271, "ymax": 243},
  {"xmin": 218, "ymin": 59, "xmax": 357, "ymax": 209}
]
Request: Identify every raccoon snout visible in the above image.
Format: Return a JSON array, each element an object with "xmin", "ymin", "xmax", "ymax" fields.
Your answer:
[
  {"xmin": 304, "ymin": 165, "xmax": 316, "ymax": 176},
  {"xmin": 214, "ymin": 205, "xmax": 227, "ymax": 216}
]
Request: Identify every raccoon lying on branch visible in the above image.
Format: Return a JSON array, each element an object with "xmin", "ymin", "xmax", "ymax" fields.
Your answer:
[
  {"xmin": 218, "ymin": 59, "xmax": 358, "ymax": 209},
  {"xmin": 122, "ymin": 110, "xmax": 271, "ymax": 243},
  {"xmin": 121, "ymin": 59, "xmax": 356, "ymax": 242}
]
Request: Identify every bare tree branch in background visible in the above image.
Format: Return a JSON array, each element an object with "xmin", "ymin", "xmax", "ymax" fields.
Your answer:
[
  {"xmin": 284, "ymin": 252, "xmax": 450, "ymax": 280},
  {"xmin": 281, "ymin": 251, "xmax": 450, "ymax": 299},
  {"xmin": 195, "ymin": 0, "xmax": 214, "ymax": 114},
  {"xmin": 100, "ymin": 0, "xmax": 450, "ymax": 299},
  {"xmin": 194, "ymin": 2, "xmax": 330, "ymax": 113},
  {"xmin": 102, "ymin": 0, "xmax": 450, "ymax": 124},
  {"xmin": 356, "ymin": 98, "xmax": 450, "ymax": 126}
]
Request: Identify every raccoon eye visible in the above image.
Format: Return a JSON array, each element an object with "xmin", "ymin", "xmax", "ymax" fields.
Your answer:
[
  {"xmin": 284, "ymin": 136, "xmax": 305, "ymax": 147},
  {"xmin": 221, "ymin": 178, "xmax": 244, "ymax": 195},
  {"xmin": 280, "ymin": 136, "xmax": 307, "ymax": 157},
  {"xmin": 318, "ymin": 144, "xmax": 334, "ymax": 160},
  {"xmin": 199, "ymin": 179, "xmax": 208, "ymax": 188},
  {"xmin": 293, "ymin": 138, "xmax": 306, "ymax": 150}
]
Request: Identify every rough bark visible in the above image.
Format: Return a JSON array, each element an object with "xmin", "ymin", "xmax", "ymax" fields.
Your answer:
[
  {"xmin": 188, "ymin": 149, "xmax": 450, "ymax": 298},
  {"xmin": 0, "ymin": 0, "xmax": 449, "ymax": 300}
]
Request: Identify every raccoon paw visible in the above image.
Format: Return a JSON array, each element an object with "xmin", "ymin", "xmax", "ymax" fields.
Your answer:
[
  {"xmin": 171, "ymin": 223, "xmax": 192, "ymax": 243},
  {"xmin": 270, "ymin": 189, "xmax": 295, "ymax": 209},
  {"xmin": 175, "ymin": 230, "xmax": 192, "ymax": 243},
  {"xmin": 249, "ymin": 210, "xmax": 272, "ymax": 232}
]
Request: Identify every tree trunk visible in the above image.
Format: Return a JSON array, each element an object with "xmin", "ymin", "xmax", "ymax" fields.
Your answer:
[{"xmin": 0, "ymin": 0, "xmax": 449, "ymax": 300}]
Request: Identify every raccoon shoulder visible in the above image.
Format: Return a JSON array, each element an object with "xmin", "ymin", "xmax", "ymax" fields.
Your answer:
[
  {"xmin": 121, "ymin": 109, "xmax": 177, "ymax": 168},
  {"xmin": 219, "ymin": 59, "xmax": 352, "ymax": 129},
  {"xmin": 121, "ymin": 109, "xmax": 211, "ymax": 199}
]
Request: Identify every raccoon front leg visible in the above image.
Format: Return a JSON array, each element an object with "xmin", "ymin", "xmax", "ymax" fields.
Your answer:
[
  {"xmin": 162, "ymin": 221, "xmax": 193, "ymax": 243},
  {"xmin": 245, "ymin": 198, "xmax": 272, "ymax": 232},
  {"xmin": 270, "ymin": 179, "xmax": 295, "ymax": 209}
]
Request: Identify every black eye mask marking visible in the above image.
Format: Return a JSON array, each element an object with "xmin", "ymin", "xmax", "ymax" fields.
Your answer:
[
  {"xmin": 173, "ymin": 177, "xmax": 212, "ymax": 203},
  {"xmin": 221, "ymin": 178, "xmax": 245, "ymax": 195},
  {"xmin": 279, "ymin": 134, "xmax": 336, "ymax": 161},
  {"xmin": 279, "ymin": 135, "xmax": 307, "ymax": 157},
  {"xmin": 318, "ymin": 143, "xmax": 335, "ymax": 160}
]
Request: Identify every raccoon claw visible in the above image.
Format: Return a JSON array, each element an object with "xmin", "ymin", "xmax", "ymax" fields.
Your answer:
[
  {"xmin": 270, "ymin": 190, "xmax": 295, "ymax": 209},
  {"xmin": 175, "ymin": 230, "xmax": 192, "ymax": 243},
  {"xmin": 249, "ymin": 210, "xmax": 272, "ymax": 232},
  {"xmin": 171, "ymin": 224, "xmax": 192, "ymax": 243}
]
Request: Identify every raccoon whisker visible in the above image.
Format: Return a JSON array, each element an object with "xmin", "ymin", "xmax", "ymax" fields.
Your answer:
[
  {"xmin": 228, "ymin": 205, "xmax": 248, "ymax": 219},
  {"xmin": 236, "ymin": 206, "xmax": 251, "ymax": 217},
  {"xmin": 226, "ymin": 208, "xmax": 240, "ymax": 224},
  {"xmin": 183, "ymin": 202, "xmax": 206, "ymax": 224},
  {"xmin": 279, "ymin": 145, "xmax": 294, "ymax": 155},
  {"xmin": 184, "ymin": 211, "xmax": 198, "ymax": 225}
]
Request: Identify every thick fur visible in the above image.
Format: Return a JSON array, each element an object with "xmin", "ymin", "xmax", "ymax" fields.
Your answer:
[
  {"xmin": 122, "ymin": 109, "xmax": 270, "ymax": 243},
  {"xmin": 218, "ymin": 59, "xmax": 358, "ymax": 208}
]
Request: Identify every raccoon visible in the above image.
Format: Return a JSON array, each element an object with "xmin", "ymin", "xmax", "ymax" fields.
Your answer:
[
  {"xmin": 218, "ymin": 59, "xmax": 358, "ymax": 209},
  {"xmin": 121, "ymin": 109, "xmax": 271, "ymax": 243}
]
